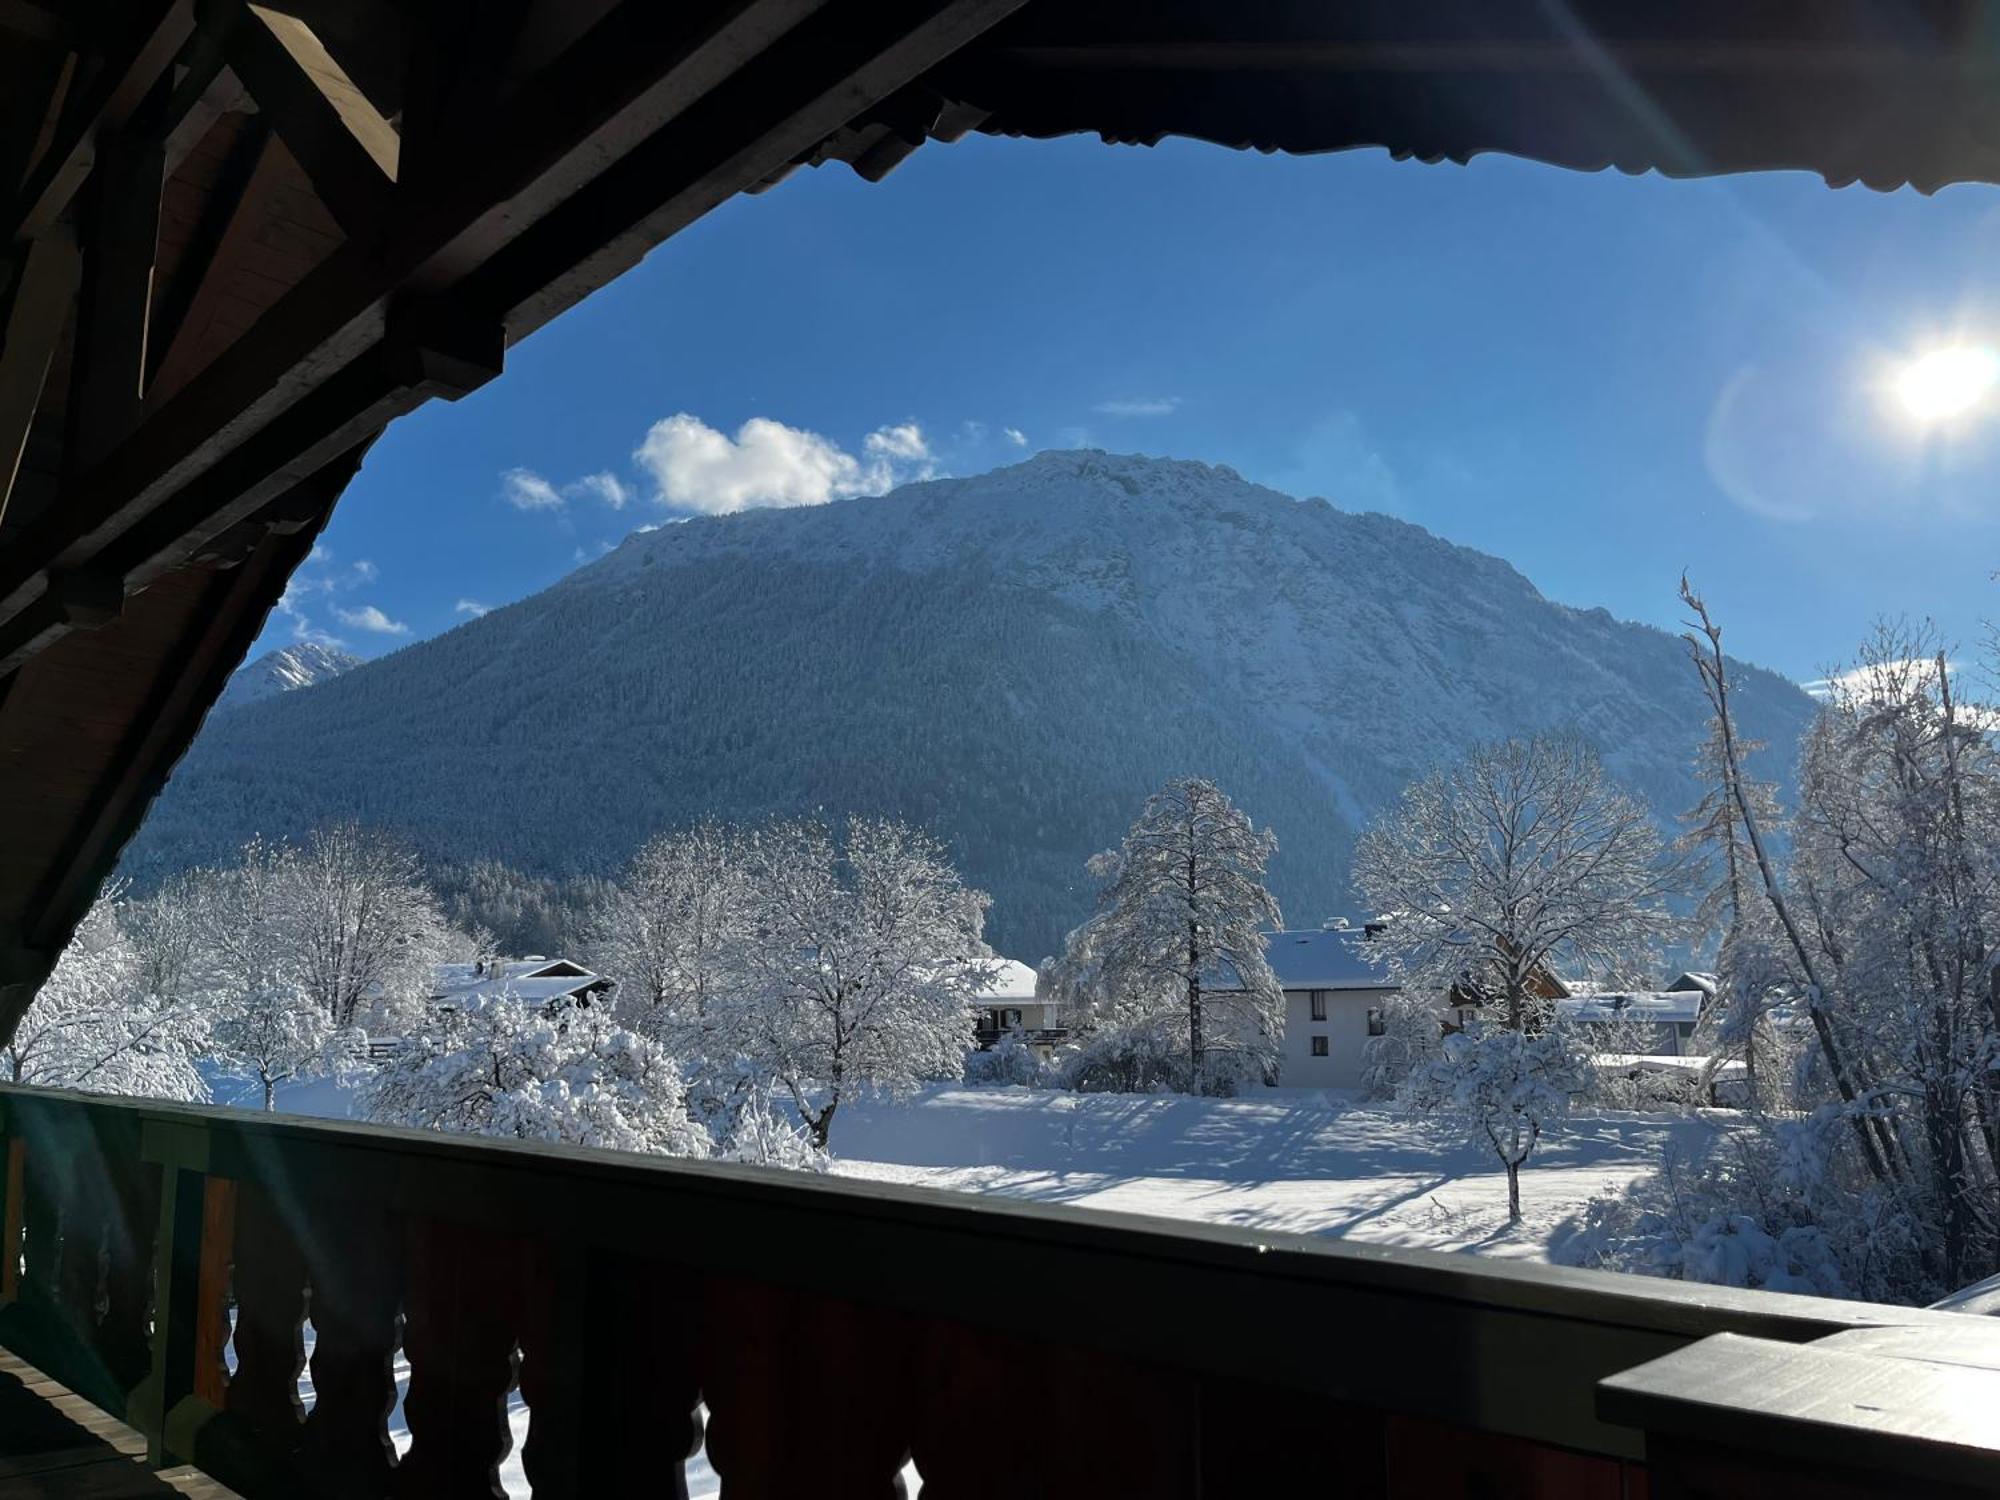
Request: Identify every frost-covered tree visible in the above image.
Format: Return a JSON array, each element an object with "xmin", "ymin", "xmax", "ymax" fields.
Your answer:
[
  {"xmin": 122, "ymin": 870, "xmax": 203, "ymax": 1005},
  {"xmin": 191, "ymin": 840, "xmax": 350, "ymax": 1110},
  {"xmin": 362, "ymin": 991, "xmax": 711, "ymax": 1157},
  {"xmin": 724, "ymin": 817, "xmax": 995, "ymax": 1148},
  {"xmin": 1354, "ymin": 737, "xmax": 1679, "ymax": 1032},
  {"xmin": 1678, "ymin": 591, "xmax": 1791, "ymax": 1111},
  {"xmin": 1583, "ymin": 589, "xmax": 2000, "ymax": 1303},
  {"xmin": 582, "ymin": 820, "xmax": 749, "ymax": 1061},
  {"xmin": 1405, "ymin": 1021, "xmax": 1590, "ymax": 1224},
  {"xmin": 5, "ymin": 897, "xmax": 208, "ymax": 1101},
  {"xmin": 1359, "ymin": 990, "xmax": 1447, "ymax": 1101},
  {"xmin": 1048, "ymin": 778, "xmax": 1283, "ymax": 1095},
  {"xmin": 288, "ymin": 822, "xmax": 456, "ymax": 1029}
]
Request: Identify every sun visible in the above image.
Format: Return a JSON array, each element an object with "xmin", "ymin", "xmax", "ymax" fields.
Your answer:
[{"xmin": 1895, "ymin": 345, "xmax": 2000, "ymax": 422}]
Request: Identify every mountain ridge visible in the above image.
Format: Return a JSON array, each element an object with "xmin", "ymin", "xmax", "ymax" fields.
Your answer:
[
  {"xmin": 216, "ymin": 642, "xmax": 363, "ymax": 711},
  {"xmin": 129, "ymin": 451, "xmax": 1816, "ymax": 956}
]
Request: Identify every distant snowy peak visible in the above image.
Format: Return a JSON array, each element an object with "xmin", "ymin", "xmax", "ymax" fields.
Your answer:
[{"xmin": 218, "ymin": 643, "xmax": 362, "ymax": 711}]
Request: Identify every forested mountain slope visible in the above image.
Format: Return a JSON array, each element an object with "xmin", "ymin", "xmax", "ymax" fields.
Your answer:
[{"xmin": 125, "ymin": 451, "xmax": 1816, "ymax": 958}]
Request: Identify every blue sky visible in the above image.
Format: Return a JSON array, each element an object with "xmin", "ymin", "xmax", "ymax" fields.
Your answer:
[{"xmin": 262, "ymin": 132, "xmax": 2000, "ymax": 684}]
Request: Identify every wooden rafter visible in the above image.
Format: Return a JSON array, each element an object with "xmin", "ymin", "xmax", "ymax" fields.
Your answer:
[
  {"xmin": 0, "ymin": 228, "xmax": 79, "ymax": 527},
  {"xmin": 222, "ymin": 2, "xmax": 398, "ymax": 237},
  {"xmin": 6, "ymin": 1, "xmax": 193, "ymax": 244},
  {"xmin": 0, "ymin": 0, "xmax": 1029, "ymax": 676}
]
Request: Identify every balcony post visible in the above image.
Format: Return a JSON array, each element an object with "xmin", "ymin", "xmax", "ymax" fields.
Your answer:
[{"xmin": 138, "ymin": 1162, "xmax": 210, "ymax": 1466}]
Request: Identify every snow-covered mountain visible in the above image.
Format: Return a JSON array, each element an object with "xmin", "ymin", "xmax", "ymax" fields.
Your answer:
[
  {"xmin": 128, "ymin": 451, "xmax": 1816, "ymax": 956},
  {"xmin": 216, "ymin": 642, "xmax": 362, "ymax": 710}
]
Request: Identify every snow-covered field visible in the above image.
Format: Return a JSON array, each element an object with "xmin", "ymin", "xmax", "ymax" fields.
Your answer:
[{"xmin": 830, "ymin": 1084, "xmax": 1725, "ymax": 1260}]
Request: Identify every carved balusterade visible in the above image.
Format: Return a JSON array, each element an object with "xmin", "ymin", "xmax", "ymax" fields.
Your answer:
[
  {"xmin": 1, "ymin": 1086, "xmax": 1991, "ymax": 1500},
  {"xmin": 397, "ymin": 1215, "xmax": 523, "ymax": 1500},
  {"xmin": 300, "ymin": 1201, "xmax": 404, "ymax": 1497}
]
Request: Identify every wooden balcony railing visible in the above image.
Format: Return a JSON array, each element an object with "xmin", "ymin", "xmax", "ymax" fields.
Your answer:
[{"xmin": 2, "ymin": 1082, "xmax": 1998, "ymax": 1498}]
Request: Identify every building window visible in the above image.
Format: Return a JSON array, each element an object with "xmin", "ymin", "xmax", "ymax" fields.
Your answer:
[
  {"xmin": 1310, "ymin": 1035, "xmax": 1329, "ymax": 1057},
  {"xmin": 1366, "ymin": 1007, "xmax": 1385, "ymax": 1037},
  {"xmin": 1310, "ymin": 990, "xmax": 1328, "ymax": 1022},
  {"xmin": 1002, "ymin": 1008, "xmax": 1022, "ymax": 1028}
]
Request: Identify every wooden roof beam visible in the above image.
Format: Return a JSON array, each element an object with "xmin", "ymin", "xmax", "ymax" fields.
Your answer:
[
  {"xmin": 0, "ymin": 228, "xmax": 79, "ymax": 529},
  {"xmin": 7, "ymin": 1, "xmax": 194, "ymax": 244},
  {"xmin": 0, "ymin": 0, "xmax": 829, "ymax": 640},
  {"xmin": 222, "ymin": 2, "xmax": 398, "ymax": 238}
]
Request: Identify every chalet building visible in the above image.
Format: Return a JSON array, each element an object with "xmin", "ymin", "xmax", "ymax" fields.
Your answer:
[
  {"xmin": 428, "ymin": 956, "xmax": 613, "ymax": 1014},
  {"xmin": 971, "ymin": 958, "xmax": 1067, "ymax": 1054},
  {"xmin": 1, "ymin": 6, "xmax": 1993, "ymax": 1497}
]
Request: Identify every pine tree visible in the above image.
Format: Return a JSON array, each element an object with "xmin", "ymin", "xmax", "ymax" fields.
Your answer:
[{"xmin": 1049, "ymin": 778, "xmax": 1282, "ymax": 1095}]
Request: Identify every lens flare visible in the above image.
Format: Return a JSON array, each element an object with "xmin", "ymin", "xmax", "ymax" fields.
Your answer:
[{"xmin": 1896, "ymin": 346, "xmax": 2000, "ymax": 422}]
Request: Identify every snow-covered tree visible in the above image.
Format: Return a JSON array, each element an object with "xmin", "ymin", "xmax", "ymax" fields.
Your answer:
[
  {"xmin": 582, "ymin": 820, "xmax": 749, "ymax": 1061},
  {"xmin": 5, "ymin": 897, "xmax": 208, "ymax": 1101},
  {"xmin": 1405, "ymin": 1020, "xmax": 1590, "ymax": 1224},
  {"xmin": 1359, "ymin": 990, "xmax": 1447, "ymax": 1101},
  {"xmin": 1354, "ymin": 737, "xmax": 1679, "ymax": 1032},
  {"xmin": 362, "ymin": 990, "xmax": 711, "ymax": 1157},
  {"xmin": 122, "ymin": 870, "xmax": 203, "ymax": 1004},
  {"xmin": 191, "ymin": 840, "xmax": 351, "ymax": 1110},
  {"xmin": 724, "ymin": 816, "xmax": 995, "ymax": 1148},
  {"xmin": 287, "ymin": 822, "xmax": 456, "ymax": 1030},
  {"xmin": 1583, "ymin": 588, "xmax": 2000, "ymax": 1303},
  {"xmin": 1047, "ymin": 778, "xmax": 1283, "ymax": 1095}
]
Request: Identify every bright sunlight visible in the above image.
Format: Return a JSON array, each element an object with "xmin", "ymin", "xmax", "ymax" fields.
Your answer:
[{"xmin": 1896, "ymin": 345, "xmax": 2000, "ymax": 422}]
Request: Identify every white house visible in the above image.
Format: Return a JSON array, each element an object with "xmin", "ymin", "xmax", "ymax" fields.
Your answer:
[
  {"xmin": 429, "ymin": 956, "xmax": 613, "ymax": 1013},
  {"xmin": 972, "ymin": 958, "xmax": 1066, "ymax": 1053},
  {"xmin": 1259, "ymin": 923, "xmax": 1398, "ymax": 1091}
]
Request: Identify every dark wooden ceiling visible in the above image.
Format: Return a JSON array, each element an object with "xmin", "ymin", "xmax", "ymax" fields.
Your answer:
[{"xmin": 4, "ymin": 0, "xmax": 2000, "ymax": 1039}]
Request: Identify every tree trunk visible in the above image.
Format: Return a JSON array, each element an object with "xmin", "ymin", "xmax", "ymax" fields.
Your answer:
[
  {"xmin": 1187, "ymin": 922, "xmax": 1203, "ymax": 1095},
  {"xmin": 262, "ymin": 1075, "xmax": 276, "ymax": 1112},
  {"xmin": 810, "ymin": 1102, "xmax": 835, "ymax": 1151},
  {"xmin": 1506, "ymin": 1159, "xmax": 1522, "ymax": 1224}
]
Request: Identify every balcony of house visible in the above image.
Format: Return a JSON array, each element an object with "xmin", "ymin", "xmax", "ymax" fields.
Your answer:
[{"xmin": 2, "ymin": 1083, "xmax": 1999, "ymax": 1499}]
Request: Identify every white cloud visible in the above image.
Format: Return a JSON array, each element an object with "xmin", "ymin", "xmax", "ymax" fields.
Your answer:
[
  {"xmin": 1004, "ymin": 427, "xmax": 1028, "ymax": 448},
  {"xmin": 634, "ymin": 413, "xmax": 935, "ymax": 515},
  {"xmin": 350, "ymin": 559, "xmax": 379, "ymax": 583},
  {"xmin": 1803, "ymin": 658, "xmax": 1957, "ymax": 701},
  {"xmin": 864, "ymin": 422, "xmax": 931, "ymax": 463},
  {"xmin": 1093, "ymin": 396, "xmax": 1180, "ymax": 418},
  {"xmin": 454, "ymin": 599, "xmax": 490, "ymax": 618},
  {"xmin": 569, "ymin": 471, "xmax": 631, "ymax": 509},
  {"xmin": 333, "ymin": 604, "xmax": 409, "ymax": 636},
  {"xmin": 500, "ymin": 467, "xmax": 565, "ymax": 511}
]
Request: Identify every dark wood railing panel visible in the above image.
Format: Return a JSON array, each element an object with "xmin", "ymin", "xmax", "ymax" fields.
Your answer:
[
  {"xmin": 907, "ymin": 1325, "xmax": 1203, "ymax": 1499},
  {"xmin": 397, "ymin": 1215, "xmax": 523, "ymax": 1500},
  {"xmin": 1, "ymin": 1084, "xmax": 1993, "ymax": 1500},
  {"xmin": 0, "ymin": 1136, "xmax": 22, "ymax": 1301},
  {"xmin": 700, "ymin": 1279, "xmax": 916, "ymax": 1499},
  {"xmin": 226, "ymin": 1180, "xmax": 308, "ymax": 1444},
  {"xmin": 299, "ymin": 1198, "xmax": 403, "ymax": 1497},
  {"xmin": 193, "ymin": 1177, "xmax": 235, "ymax": 1411},
  {"xmin": 556, "ymin": 1250, "xmax": 703, "ymax": 1499}
]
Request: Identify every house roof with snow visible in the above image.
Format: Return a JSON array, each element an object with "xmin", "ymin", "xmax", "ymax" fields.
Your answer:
[
  {"xmin": 977, "ymin": 959, "xmax": 1042, "ymax": 1005},
  {"xmin": 1558, "ymin": 991, "xmax": 1704, "ymax": 1027},
  {"xmin": 430, "ymin": 958, "xmax": 610, "ymax": 1009},
  {"xmin": 1211, "ymin": 926, "xmax": 1395, "ymax": 993}
]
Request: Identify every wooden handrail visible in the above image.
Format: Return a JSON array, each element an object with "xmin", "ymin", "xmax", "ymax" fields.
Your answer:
[{"xmin": 0, "ymin": 1082, "xmax": 1983, "ymax": 1497}]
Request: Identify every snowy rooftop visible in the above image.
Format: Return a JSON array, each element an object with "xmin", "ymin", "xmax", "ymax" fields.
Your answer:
[
  {"xmin": 1212, "ymin": 927, "xmax": 1394, "ymax": 992},
  {"xmin": 1559, "ymin": 992, "xmax": 1704, "ymax": 1026},
  {"xmin": 432, "ymin": 958, "xmax": 605, "ymax": 1007},
  {"xmin": 977, "ymin": 958, "xmax": 1041, "ymax": 1004}
]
